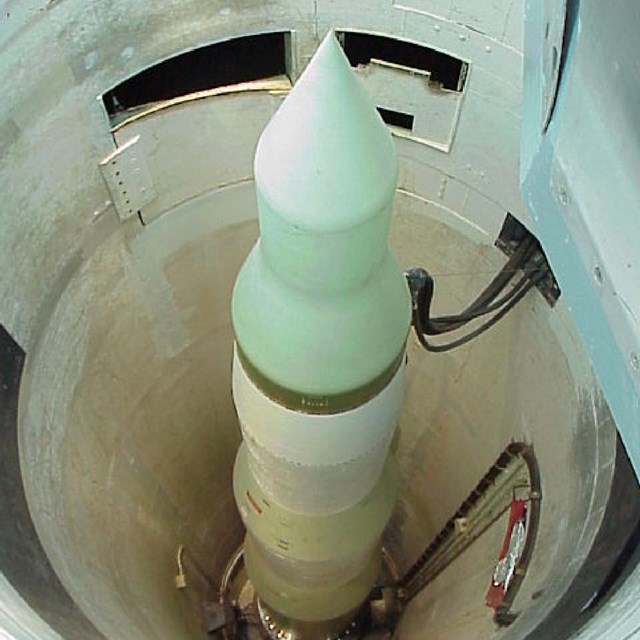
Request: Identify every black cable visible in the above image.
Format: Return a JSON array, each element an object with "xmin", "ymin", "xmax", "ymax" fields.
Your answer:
[
  {"xmin": 419, "ymin": 272, "xmax": 530, "ymax": 336},
  {"xmin": 416, "ymin": 237, "xmax": 538, "ymax": 335},
  {"xmin": 412, "ymin": 268, "xmax": 547, "ymax": 353},
  {"xmin": 432, "ymin": 271, "xmax": 534, "ymax": 327},
  {"xmin": 427, "ymin": 278, "xmax": 528, "ymax": 334},
  {"xmin": 456, "ymin": 237, "xmax": 537, "ymax": 316}
]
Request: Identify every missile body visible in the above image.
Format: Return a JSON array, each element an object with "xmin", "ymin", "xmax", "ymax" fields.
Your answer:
[{"xmin": 231, "ymin": 32, "xmax": 411, "ymax": 637}]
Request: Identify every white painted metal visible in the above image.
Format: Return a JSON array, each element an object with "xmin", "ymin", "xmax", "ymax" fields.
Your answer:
[
  {"xmin": 233, "ymin": 348, "xmax": 405, "ymax": 466},
  {"xmin": 354, "ymin": 58, "xmax": 463, "ymax": 151},
  {"xmin": 233, "ymin": 347, "xmax": 405, "ymax": 513}
]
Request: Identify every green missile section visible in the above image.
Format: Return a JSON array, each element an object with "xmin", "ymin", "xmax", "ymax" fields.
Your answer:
[
  {"xmin": 245, "ymin": 534, "xmax": 381, "ymax": 622},
  {"xmin": 232, "ymin": 32, "xmax": 411, "ymax": 396},
  {"xmin": 234, "ymin": 443, "xmax": 399, "ymax": 620}
]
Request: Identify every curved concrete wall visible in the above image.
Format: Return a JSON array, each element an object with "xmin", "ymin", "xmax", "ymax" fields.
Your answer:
[{"xmin": 0, "ymin": 2, "xmax": 620, "ymax": 639}]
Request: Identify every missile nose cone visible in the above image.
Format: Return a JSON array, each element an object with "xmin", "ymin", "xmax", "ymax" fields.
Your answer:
[
  {"xmin": 233, "ymin": 30, "xmax": 410, "ymax": 396},
  {"xmin": 254, "ymin": 31, "xmax": 397, "ymax": 232}
]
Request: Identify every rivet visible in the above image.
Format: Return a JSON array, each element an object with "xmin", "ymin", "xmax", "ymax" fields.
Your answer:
[
  {"xmin": 459, "ymin": 33, "xmax": 467, "ymax": 41},
  {"xmin": 630, "ymin": 352, "xmax": 639, "ymax": 371},
  {"xmin": 434, "ymin": 25, "xmax": 441, "ymax": 32}
]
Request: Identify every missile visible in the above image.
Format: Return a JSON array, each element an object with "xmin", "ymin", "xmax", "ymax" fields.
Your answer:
[{"xmin": 231, "ymin": 31, "xmax": 411, "ymax": 638}]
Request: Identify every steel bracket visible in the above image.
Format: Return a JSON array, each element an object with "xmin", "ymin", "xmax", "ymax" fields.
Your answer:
[{"xmin": 99, "ymin": 135, "xmax": 157, "ymax": 221}]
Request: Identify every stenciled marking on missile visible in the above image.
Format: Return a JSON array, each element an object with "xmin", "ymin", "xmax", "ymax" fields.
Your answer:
[
  {"xmin": 247, "ymin": 490, "xmax": 263, "ymax": 515},
  {"xmin": 276, "ymin": 538, "xmax": 290, "ymax": 552}
]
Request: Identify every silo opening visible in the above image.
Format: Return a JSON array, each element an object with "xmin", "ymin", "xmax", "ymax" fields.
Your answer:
[{"xmin": 15, "ymin": 184, "xmax": 625, "ymax": 639}]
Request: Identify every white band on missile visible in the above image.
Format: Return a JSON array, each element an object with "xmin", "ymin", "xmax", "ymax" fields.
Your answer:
[{"xmin": 232, "ymin": 344, "xmax": 405, "ymax": 467}]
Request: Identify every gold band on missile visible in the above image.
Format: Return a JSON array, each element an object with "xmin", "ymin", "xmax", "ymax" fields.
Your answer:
[{"xmin": 236, "ymin": 344, "xmax": 406, "ymax": 415}]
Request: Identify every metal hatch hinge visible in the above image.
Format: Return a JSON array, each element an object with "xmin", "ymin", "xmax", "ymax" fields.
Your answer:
[{"xmin": 99, "ymin": 135, "xmax": 157, "ymax": 221}]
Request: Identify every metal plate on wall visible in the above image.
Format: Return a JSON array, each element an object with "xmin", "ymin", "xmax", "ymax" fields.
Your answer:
[{"xmin": 99, "ymin": 135, "xmax": 157, "ymax": 221}]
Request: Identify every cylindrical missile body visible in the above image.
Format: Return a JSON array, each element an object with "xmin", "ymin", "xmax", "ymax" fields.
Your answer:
[{"xmin": 231, "ymin": 32, "xmax": 411, "ymax": 635}]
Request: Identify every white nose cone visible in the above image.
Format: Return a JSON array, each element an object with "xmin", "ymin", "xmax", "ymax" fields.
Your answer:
[
  {"xmin": 233, "ymin": 31, "xmax": 410, "ymax": 398},
  {"xmin": 255, "ymin": 31, "xmax": 397, "ymax": 232}
]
